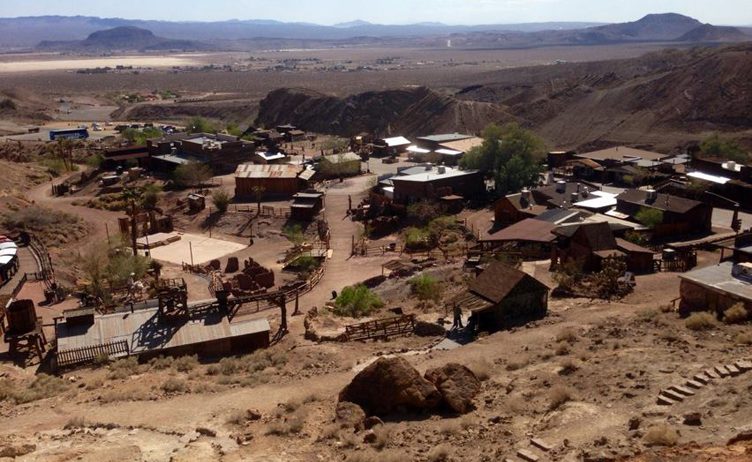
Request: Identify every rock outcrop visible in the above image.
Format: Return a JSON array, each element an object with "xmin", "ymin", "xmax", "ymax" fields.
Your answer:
[
  {"xmin": 339, "ymin": 357, "xmax": 441, "ymax": 416},
  {"xmin": 424, "ymin": 363, "xmax": 481, "ymax": 414}
]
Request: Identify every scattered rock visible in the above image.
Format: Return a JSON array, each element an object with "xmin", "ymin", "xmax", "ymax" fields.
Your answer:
[
  {"xmin": 0, "ymin": 444, "xmax": 36, "ymax": 458},
  {"xmin": 683, "ymin": 412, "xmax": 702, "ymax": 426},
  {"xmin": 628, "ymin": 416, "xmax": 641, "ymax": 431},
  {"xmin": 246, "ymin": 409, "xmax": 262, "ymax": 421},
  {"xmin": 363, "ymin": 416, "xmax": 384, "ymax": 429},
  {"xmin": 196, "ymin": 427, "xmax": 217, "ymax": 437},
  {"xmin": 234, "ymin": 430, "xmax": 254, "ymax": 445},
  {"xmin": 335, "ymin": 401, "xmax": 366, "ymax": 431},
  {"xmin": 339, "ymin": 357, "xmax": 441, "ymax": 416},
  {"xmin": 362, "ymin": 429, "xmax": 377, "ymax": 444},
  {"xmin": 424, "ymin": 363, "xmax": 481, "ymax": 414}
]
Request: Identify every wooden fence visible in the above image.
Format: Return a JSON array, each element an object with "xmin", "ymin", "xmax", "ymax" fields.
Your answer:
[
  {"xmin": 344, "ymin": 314, "xmax": 416, "ymax": 342},
  {"xmin": 57, "ymin": 339, "xmax": 130, "ymax": 369}
]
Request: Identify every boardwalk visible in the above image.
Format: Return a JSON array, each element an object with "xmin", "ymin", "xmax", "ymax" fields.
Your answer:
[{"xmin": 0, "ymin": 246, "xmax": 39, "ymax": 297}]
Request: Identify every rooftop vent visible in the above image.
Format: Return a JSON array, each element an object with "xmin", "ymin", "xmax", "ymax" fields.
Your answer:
[
  {"xmin": 437, "ymin": 166, "xmax": 446, "ymax": 174},
  {"xmin": 555, "ymin": 180, "xmax": 566, "ymax": 193},
  {"xmin": 645, "ymin": 188, "xmax": 658, "ymax": 203}
]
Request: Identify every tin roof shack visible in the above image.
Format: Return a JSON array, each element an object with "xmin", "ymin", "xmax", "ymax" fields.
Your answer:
[
  {"xmin": 180, "ymin": 133, "xmax": 255, "ymax": 174},
  {"xmin": 372, "ymin": 136, "xmax": 412, "ymax": 157},
  {"xmin": 234, "ymin": 163, "xmax": 306, "ymax": 198},
  {"xmin": 411, "ymin": 133, "xmax": 482, "ymax": 165},
  {"xmin": 532, "ymin": 181, "xmax": 601, "ymax": 209},
  {"xmin": 318, "ymin": 152, "xmax": 363, "ymax": 179},
  {"xmin": 479, "ymin": 218, "xmax": 557, "ymax": 259},
  {"xmin": 615, "ymin": 189, "xmax": 712, "ymax": 238},
  {"xmin": 291, "ymin": 192, "xmax": 324, "ymax": 221},
  {"xmin": 715, "ymin": 232, "xmax": 752, "ymax": 264},
  {"xmin": 493, "ymin": 189, "xmax": 547, "ymax": 228},
  {"xmin": 552, "ymin": 222, "xmax": 622, "ymax": 273},
  {"xmin": 575, "ymin": 146, "xmax": 670, "ymax": 165},
  {"xmin": 678, "ymin": 262, "xmax": 752, "ymax": 315},
  {"xmin": 391, "ymin": 166, "xmax": 483, "ymax": 204},
  {"xmin": 453, "ymin": 261, "xmax": 548, "ymax": 332}
]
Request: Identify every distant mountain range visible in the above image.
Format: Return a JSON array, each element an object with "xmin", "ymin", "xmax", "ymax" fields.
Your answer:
[
  {"xmin": 0, "ymin": 13, "xmax": 748, "ymax": 51},
  {"xmin": 37, "ymin": 26, "xmax": 213, "ymax": 52}
]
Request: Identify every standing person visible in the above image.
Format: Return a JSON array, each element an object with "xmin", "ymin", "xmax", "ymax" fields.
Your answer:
[{"xmin": 453, "ymin": 304, "xmax": 464, "ymax": 329}]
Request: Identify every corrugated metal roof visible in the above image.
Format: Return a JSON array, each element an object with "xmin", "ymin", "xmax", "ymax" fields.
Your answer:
[
  {"xmin": 481, "ymin": 218, "xmax": 557, "ymax": 243},
  {"xmin": 235, "ymin": 163, "xmax": 301, "ymax": 179},
  {"xmin": 679, "ymin": 262, "xmax": 752, "ymax": 301},
  {"xmin": 576, "ymin": 146, "xmax": 668, "ymax": 162},
  {"xmin": 382, "ymin": 136, "xmax": 411, "ymax": 147}
]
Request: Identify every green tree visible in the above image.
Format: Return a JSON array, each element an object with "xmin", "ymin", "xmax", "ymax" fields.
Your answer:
[
  {"xmin": 409, "ymin": 274, "xmax": 441, "ymax": 302},
  {"xmin": 174, "ymin": 162, "xmax": 213, "ymax": 189},
  {"xmin": 212, "ymin": 189, "xmax": 231, "ymax": 213},
  {"xmin": 700, "ymin": 134, "xmax": 748, "ymax": 163},
  {"xmin": 635, "ymin": 207, "xmax": 664, "ymax": 229},
  {"xmin": 333, "ymin": 284, "xmax": 384, "ymax": 318},
  {"xmin": 460, "ymin": 123, "xmax": 544, "ymax": 195}
]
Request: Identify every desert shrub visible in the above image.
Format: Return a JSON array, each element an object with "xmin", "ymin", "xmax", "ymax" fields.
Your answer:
[
  {"xmin": 347, "ymin": 450, "xmax": 403, "ymax": 462},
  {"xmin": 548, "ymin": 385, "xmax": 573, "ymax": 410},
  {"xmin": 643, "ymin": 424, "xmax": 679, "ymax": 446},
  {"xmin": 506, "ymin": 357, "xmax": 529, "ymax": 371},
  {"xmin": 467, "ymin": 359, "xmax": 492, "ymax": 381},
  {"xmin": 2, "ymin": 205, "xmax": 86, "ymax": 247},
  {"xmin": 288, "ymin": 255, "xmax": 320, "ymax": 275},
  {"xmin": 211, "ymin": 189, "xmax": 231, "ymax": 213},
  {"xmin": 555, "ymin": 343, "xmax": 570, "ymax": 356},
  {"xmin": 723, "ymin": 303, "xmax": 749, "ymax": 324},
  {"xmin": 428, "ymin": 445, "xmax": 451, "ymax": 462},
  {"xmin": 591, "ymin": 258, "xmax": 628, "ymax": 299},
  {"xmin": 241, "ymin": 348, "xmax": 289, "ymax": 372},
  {"xmin": 64, "ymin": 416, "xmax": 87, "ymax": 429},
  {"xmin": 685, "ymin": 312, "xmax": 716, "ymax": 331},
  {"xmin": 371, "ymin": 425, "xmax": 392, "ymax": 450},
  {"xmin": 735, "ymin": 332, "xmax": 752, "ymax": 345},
  {"xmin": 108, "ymin": 357, "xmax": 141, "ymax": 380},
  {"xmin": 333, "ymin": 284, "xmax": 384, "ymax": 318},
  {"xmin": 404, "ymin": 226, "xmax": 431, "ymax": 250},
  {"xmin": 0, "ymin": 374, "xmax": 69, "ymax": 404},
  {"xmin": 556, "ymin": 327, "xmax": 578, "ymax": 344},
  {"xmin": 161, "ymin": 377, "xmax": 189, "ymax": 394},
  {"xmin": 407, "ymin": 200, "xmax": 441, "ymax": 224},
  {"xmin": 174, "ymin": 355, "xmax": 198, "ymax": 372},
  {"xmin": 282, "ymin": 224, "xmax": 305, "ymax": 245},
  {"xmin": 266, "ymin": 408, "xmax": 306, "ymax": 435},
  {"xmin": 559, "ymin": 359, "xmax": 578, "ymax": 375},
  {"xmin": 218, "ymin": 357, "xmax": 242, "ymax": 375},
  {"xmin": 226, "ymin": 409, "xmax": 249, "ymax": 426},
  {"xmin": 149, "ymin": 356, "xmax": 174, "ymax": 370},
  {"xmin": 173, "ymin": 161, "xmax": 212, "ymax": 188},
  {"xmin": 0, "ymin": 98, "xmax": 17, "ymax": 111},
  {"xmin": 408, "ymin": 274, "xmax": 441, "ymax": 302},
  {"xmin": 552, "ymin": 258, "xmax": 584, "ymax": 292}
]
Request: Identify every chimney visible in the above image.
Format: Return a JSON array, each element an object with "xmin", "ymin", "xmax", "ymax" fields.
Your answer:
[
  {"xmin": 425, "ymin": 164, "xmax": 433, "ymax": 171},
  {"xmin": 521, "ymin": 188, "xmax": 531, "ymax": 202},
  {"xmin": 645, "ymin": 188, "xmax": 657, "ymax": 203},
  {"xmin": 437, "ymin": 166, "xmax": 446, "ymax": 174},
  {"xmin": 570, "ymin": 192, "xmax": 579, "ymax": 204},
  {"xmin": 556, "ymin": 180, "xmax": 566, "ymax": 193}
]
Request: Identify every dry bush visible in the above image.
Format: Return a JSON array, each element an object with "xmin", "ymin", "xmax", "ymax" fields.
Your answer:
[
  {"xmin": 266, "ymin": 408, "xmax": 306, "ymax": 436},
  {"xmin": 85, "ymin": 378, "xmax": 104, "ymax": 391},
  {"xmin": 226, "ymin": 410, "xmax": 248, "ymax": 426},
  {"xmin": 149, "ymin": 356, "xmax": 174, "ymax": 370},
  {"xmin": 556, "ymin": 327, "xmax": 578, "ymax": 344},
  {"xmin": 371, "ymin": 425, "xmax": 391, "ymax": 450},
  {"xmin": 439, "ymin": 420, "xmax": 461, "ymax": 436},
  {"xmin": 280, "ymin": 397, "xmax": 303, "ymax": 413},
  {"xmin": 506, "ymin": 357, "xmax": 529, "ymax": 371},
  {"xmin": 548, "ymin": 385, "xmax": 573, "ymax": 411},
  {"xmin": 559, "ymin": 359, "xmax": 578, "ymax": 375},
  {"xmin": 643, "ymin": 424, "xmax": 679, "ymax": 446},
  {"xmin": 64, "ymin": 416, "xmax": 87, "ymax": 429},
  {"xmin": 735, "ymin": 332, "xmax": 752, "ymax": 345},
  {"xmin": 107, "ymin": 357, "xmax": 141, "ymax": 380},
  {"xmin": 161, "ymin": 377, "xmax": 189, "ymax": 394},
  {"xmin": 428, "ymin": 445, "xmax": 452, "ymax": 462},
  {"xmin": 467, "ymin": 359, "xmax": 492, "ymax": 381},
  {"xmin": 320, "ymin": 423, "xmax": 341, "ymax": 441},
  {"xmin": 723, "ymin": 303, "xmax": 749, "ymax": 324},
  {"xmin": 555, "ymin": 343, "xmax": 570, "ymax": 356},
  {"xmin": 460, "ymin": 414, "xmax": 476, "ymax": 430},
  {"xmin": 637, "ymin": 309, "xmax": 659, "ymax": 322},
  {"xmin": 219, "ymin": 357, "xmax": 242, "ymax": 375},
  {"xmin": 0, "ymin": 374, "xmax": 69, "ymax": 404},
  {"xmin": 99, "ymin": 388, "xmax": 149, "ymax": 403},
  {"xmin": 685, "ymin": 312, "xmax": 716, "ymax": 331},
  {"xmin": 173, "ymin": 355, "xmax": 199, "ymax": 372}
]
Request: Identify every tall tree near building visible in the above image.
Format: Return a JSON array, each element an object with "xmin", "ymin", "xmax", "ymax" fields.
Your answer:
[
  {"xmin": 460, "ymin": 123, "xmax": 544, "ymax": 195},
  {"xmin": 700, "ymin": 134, "xmax": 748, "ymax": 163}
]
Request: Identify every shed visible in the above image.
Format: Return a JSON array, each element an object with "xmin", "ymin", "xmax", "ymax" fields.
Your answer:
[
  {"xmin": 291, "ymin": 191, "xmax": 325, "ymax": 221},
  {"xmin": 678, "ymin": 262, "xmax": 752, "ymax": 315},
  {"xmin": 235, "ymin": 163, "xmax": 303, "ymax": 198},
  {"xmin": 453, "ymin": 262, "xmax": 548, "ymax": 332}
]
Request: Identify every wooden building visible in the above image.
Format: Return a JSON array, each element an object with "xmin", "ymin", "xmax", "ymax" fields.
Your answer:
[
  {"xmin": 452, "ymin": 262, "xmax": 548, "ymax": 332},
  {"xmin": 391, "ymin": 166, "xmax": 483, "ymax": 204},
  {"xmin": 679, "ymin": 262, "xmax": 752, "ymax": 315},
  {"xmin": 291, "ymin": 192, "xmax": 325, "ymax": 221},
  {"xmin": 615, "ymin": 189, "xmax": 712, "ymax": 238},
  {"xmin": 493, "ymin": 189, "xmax": 547, "ymax": 228},
  {"xmin": 234, "ymin": 163, "xmax": 305, "ymax": 198}
]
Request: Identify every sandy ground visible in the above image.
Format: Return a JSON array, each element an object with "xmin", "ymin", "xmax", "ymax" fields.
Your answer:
[
  {"xmin": 0, "ymin": 55, "xmax": 204, "ymax": 73},
  {"xmin": 140, "ymin": 232, "xmax": 248, "ymax": 266}
]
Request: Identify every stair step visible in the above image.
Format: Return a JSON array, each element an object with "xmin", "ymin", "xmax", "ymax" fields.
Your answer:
[
  {"xmin": 715, "ymin": 365, "xmax": 731, "ymax": 377},
  {"xmin": 660, "ymin": 389, "xmax": 685, "ymax": 402},
  {"xmin": 669, "ymin": 385, "xmax": 695, "ymax": 397},
  {"xmin": 693, "ymin": 374, "xmax": 710, "ymax": 385},
  {"xmin": 736, "ymin": 360, "xmax": 752, "ymax": 371},
  {"xmin": 657, "ymin": 395, "xmax": 677, "ymax": 406},
  {"xmin": 517, "ymin": 449, "xmax": 540, "ymax": 462},
  {"xmin": 530, "ymin": 438, "xmax": 554, "ymax": 452},
  {"xmin": 726, "ymin": 364, "xmax": 741, "ymax": 376},
  {"xmin": 685, "ymin": 380, "xmax": 704, "ymax": 389},
  {"xmin": 704, "ymin": 369, "xmax": 720, "ymax": 379}
]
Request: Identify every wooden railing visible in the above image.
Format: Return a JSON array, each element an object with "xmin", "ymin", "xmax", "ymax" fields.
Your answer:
[
  {"xmin": 57, "ymin": 339, "xmax": 130, "ymax": 368},
  {"xmin": 344, "ymin": 314, "xmax": 416, "ymax": 342}
]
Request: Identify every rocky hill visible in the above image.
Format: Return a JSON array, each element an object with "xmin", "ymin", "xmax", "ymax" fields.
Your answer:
[
  {"xmin": 37, "ymin": 26, "xmax": 212, "ymax": 52},
  {"xmin": 677, "ymin": 24, "xmax": 750, "ymax": 42},
  {"xmin": 255, "ymin": 86, "xmax": 511, "ymax": 137},
  {"xmin": 256, "ymin": 45, "xmax": 752, "ymax": 150}
]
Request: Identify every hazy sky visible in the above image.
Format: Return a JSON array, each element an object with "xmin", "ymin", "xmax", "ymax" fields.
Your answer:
[{"xmin": 2, "ymin": 0, "xmax": 751, "ymax": 25}]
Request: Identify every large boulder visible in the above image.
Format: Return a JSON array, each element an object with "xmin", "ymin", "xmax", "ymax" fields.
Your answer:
[
  {"xmin": 424, "ymin": 363, "xmax": 481, "ymax": 414},
  {"xmin": 339, "ymin": 357, "xmax": 441, "ymax": 416}
]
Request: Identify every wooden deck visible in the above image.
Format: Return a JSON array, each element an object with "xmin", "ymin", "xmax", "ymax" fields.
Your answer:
[{"xmin": 56, "ymin": 307, "xmax": 270, "ymax": 356}]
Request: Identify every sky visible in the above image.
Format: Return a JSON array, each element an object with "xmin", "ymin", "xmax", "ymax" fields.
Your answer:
[{"xmin": 2, "ymin": 0, "xmax": 751, "ymax": 26}]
